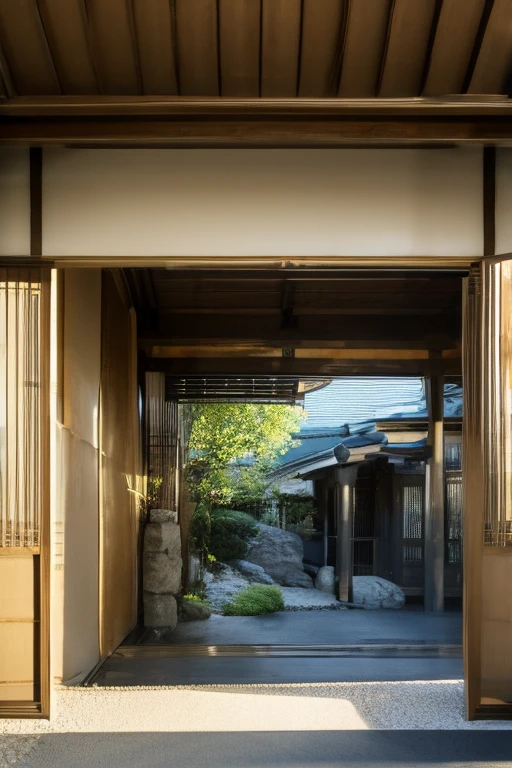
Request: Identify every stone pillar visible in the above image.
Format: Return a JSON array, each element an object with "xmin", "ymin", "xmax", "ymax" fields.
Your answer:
[{"xmin": 143, "ymin": 509, "xmax": 182, "ymax": 629}]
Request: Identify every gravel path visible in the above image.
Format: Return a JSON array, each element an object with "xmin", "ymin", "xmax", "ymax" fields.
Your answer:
[
  {"xmin": 280, "ymin": 587, "xmax": 345, "ymax": 610},
  {"xmin": 2, "ymin": 681, "xmax": 512, "ymax": 767},
  {"xmin": 205, "ymin": 566, "xmax": 344, "ymax": 613}
]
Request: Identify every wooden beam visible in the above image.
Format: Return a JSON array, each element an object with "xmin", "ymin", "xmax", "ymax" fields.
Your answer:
[
  {"xmin": 140, "ymin": 335, "xmax": 460, "ymax": 351},
  {"xmin": 30, "ymin": 147, "xmax": 42, "ymax": 257},
  {"xmin": 424, "ymin": 374, "xmax": 445, "ymax": 612},
  {"xmin": 147, "ymin": 356, "xmax": 461, "ymax": 376},
  {"xmin": 2, "ymin": 96, "xmax": 512, "ymax": 146},
  {"xmin": 483, "ymin": 146, "xmax": 496, "ymax": 256}
]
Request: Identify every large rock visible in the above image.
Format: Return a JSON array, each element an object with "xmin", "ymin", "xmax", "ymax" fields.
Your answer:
[
  {"xmin": 315, "ymin": 565, "xmax": 335, "ymax": 594},
  {"xmin": 143, "ymin": 552, "xmax": 182, "ymax": 595},
  {"xmin": 352, "ymin": 576, "xmax": 405, "ymax": 610},
  {"xmin": 144, "ymin": 520, "xmax": 181, "ymax": 557},
  {"xmin": 143, "ymin": 593, "xmax": 178, "ymax": 628},
  {"xmin": 181, "ymin": 598, "xmax": 211, "ymax": 621},
  {"xmin": 205, "ymin": 564, "xmax": 252, "ymax": 612},
  {"xmin": 230, "ymin": 559, "xmax": 274, "ymax": 584},
  {"xmin": 143, "ymin": 515, "xmax": 182, "ymax": 628},
  {"xmin": 245, "ymin": 523, "xmax": 313, "ymax": 588},
  {"xmin": 149, "ymin": 509, "xmax": 178, "ymax": 524}
]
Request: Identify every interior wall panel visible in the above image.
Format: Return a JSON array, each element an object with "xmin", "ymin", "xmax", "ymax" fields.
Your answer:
[
  {"xmin": 495, "ymin": 149, "xmax": 512, "ymax": 255},
  {"xmin": 99, "ymin": 272, "xmax": 140, "ymax": 658},
  {"xmin": 0, "ymin": 148, "xmax": 30, "ymax": 256},
  {"xmin": 56, "ymin": 269, "xmax": 101, "ymax": 683},
  {"xmin": 42, "ymin": 148, "xmax": 483, "ymax": 258}
]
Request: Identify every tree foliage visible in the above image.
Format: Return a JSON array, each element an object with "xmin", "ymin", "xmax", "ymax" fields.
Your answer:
[{"xmin": 185, "ymin": 403, "xmax": 302, "ymax": 504}]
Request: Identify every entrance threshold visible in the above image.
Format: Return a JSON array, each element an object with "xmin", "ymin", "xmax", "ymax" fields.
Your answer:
[
  {"xmin": 114, "ymin": 643, "xmax": 462, "ymax": 659},
  {"xmin": 83, "ymin": 643, "xmax": 463, "ymax": 688}
]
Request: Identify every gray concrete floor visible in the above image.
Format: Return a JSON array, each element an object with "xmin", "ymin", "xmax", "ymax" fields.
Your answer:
[
  {"xmin": 92, "ymin": 656, "xmax": 463, "ymax": 687},
  {"xmin": 126, "ymin": 608, "xmax": 462, "ymax": 647},
  {"xmin": 17, "ymin": 730, "xmax": 512, "ymax": 768}
]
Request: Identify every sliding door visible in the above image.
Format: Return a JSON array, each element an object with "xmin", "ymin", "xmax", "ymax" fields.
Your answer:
[
  {"xmin": 464, "ymin": 257, "xmax": 512, "ymax": 719},
  {"xmin": 0, "ymin": 268, "xmax": 50, "ymax": 717}
]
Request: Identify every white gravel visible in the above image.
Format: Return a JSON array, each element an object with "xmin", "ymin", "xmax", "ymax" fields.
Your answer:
[
  {"xmin": 2, "ymin": 681, "xmax": 512, "ymax": 737},
  {"xmin": 280, "ymin": 587, "xmax": 345, "ymax": 611},
  {"xmin": 205, "ymin": 566, "xmax": 344, "ymax": 613},
  {"xmin": 2, "ymin": 680, "xmax": 512, "ymax": 766}
]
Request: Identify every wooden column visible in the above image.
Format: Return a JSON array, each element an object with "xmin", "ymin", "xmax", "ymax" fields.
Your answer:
[
  {"xmin": 335, "ymin": 465, "xmax": 359, "ymax": 602},
  {"xmin": 424, "ymin": 374, "xmax": 445, "ymax": 612},
  {"xmin": 320, "ymin": 481, "xmax": 329, "ymax": 566}
]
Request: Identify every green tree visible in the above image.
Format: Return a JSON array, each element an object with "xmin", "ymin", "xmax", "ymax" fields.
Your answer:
[{"xmin": 185, "ymin": 403, "xmax": 302, "ymax": 504}]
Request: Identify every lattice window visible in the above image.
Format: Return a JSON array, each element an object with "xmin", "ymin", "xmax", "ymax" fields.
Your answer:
[{"xmin": 0, "ymin": 273, "xmax": 42, "ymax": 547}]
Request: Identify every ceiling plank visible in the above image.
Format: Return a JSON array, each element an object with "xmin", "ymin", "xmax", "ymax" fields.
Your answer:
[
  {"xmin": 85, "ymin": 0, "xmax": 140, "ymax": 94},
  {"xmin": 298, "ymin": 0, "xmax": 346, "ymax": 97},
  {"xmin": 0, "ymin": 37, "xmax": 15, "ymax": 97},
  {"xmin": 175, "ymin": 0, "xmax": 219, "ymax": 95},
  {"xmin": 131, "ymin": 0, "xmax": 178, "ymax": 94},
  {"xmin": 338, "ymin": 0, "xmax": 392, "ymax": 97},
  {"xmin": 378, "ymin": 0, "xmax": 437, "ymax": 97},
  {"xmin": 219, "ymin": 0, "xmax": 261, "ymax": 97},
  {"xmin": 37, "ymin": 0, "xmax": 98, "ymax": 94},
  {"xmin": 468, "ymin": 0, "xmax": 512, "ymax": 95},
  {"xmin": 0, "ymin": 0, "xmax": 61, "ymax": 95},
  {"xmin": 260, "ymin": 0, "xmax": 302, "ymax": 97},
  {"xmin": 423, "ymin": 0, "xmax": 486, "ymax": 96}
]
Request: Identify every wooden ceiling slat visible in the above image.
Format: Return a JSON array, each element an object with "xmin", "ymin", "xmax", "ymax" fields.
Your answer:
[
  {"xmin": 37, "ymin": 0, "xmax": 98, "ymax": 94},
  {"xmin": 219, "ymin": 0, "xmax": 261, "ymax": 97},
  {"xmin": 0, "ymin": 0, "xmax": 61, "ymax": 95},
  {"xmin": 260, "ymin": 0, "xmax": 302, "ymax": 97},
  {"xmin": 378, "ymin": 0, "xmax": 437, "ymax": 97},
  {"xmin": 298, "ymin": 0, "xmax": 346, "ymax": 97},
  {"xmin": 338, "ymin": 0, "xmax": 392, "ymax": 97},
  {"xmin": 423, "ymin": 0, "xmax": 485, "ymax": 96},
  {"xmin": 175, "ymin": 0, "xmax": 219, "ymax": 95},
  {"xmin": 468, "ymin": 0, "xmax": 512, "ymax": 95},
  {"xmin": 132, "ymin": 0, "xmax": 178, "ymax": 94},
  {"xmin": 85, "ymin": 0, "xmax": 140, "ymax": 94},
  {"xmin": 0, "ymin": 39, "xmax": 15, "ymax": 97}
]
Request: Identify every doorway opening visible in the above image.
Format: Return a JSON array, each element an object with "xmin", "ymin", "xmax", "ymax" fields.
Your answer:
[{"xmin": 65, "ymin": 265, "xmax": 464, "ymax": 686}]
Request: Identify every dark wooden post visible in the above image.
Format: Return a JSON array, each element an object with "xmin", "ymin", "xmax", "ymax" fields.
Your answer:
[
  {"xmin": 335, "ymin": 465, "xmax": 359, "ymax": 602},
  {"xmin": 320, "ymin": 480, "xmax": 329, "ymax": 566},
  {"xmin": 424, "ymin": 374, "xmax": 445, "ymax": 612}
]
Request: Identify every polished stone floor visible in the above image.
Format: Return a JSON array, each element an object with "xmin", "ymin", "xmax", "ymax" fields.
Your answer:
[{"xmin": 123, "ymin": 607, "xmax": 462, "ymax": 647}]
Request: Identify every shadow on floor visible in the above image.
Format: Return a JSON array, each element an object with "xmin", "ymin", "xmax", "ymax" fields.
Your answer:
[{"xmin": 23, "ymin": 731, "xmax": 512, "ymax": 768}]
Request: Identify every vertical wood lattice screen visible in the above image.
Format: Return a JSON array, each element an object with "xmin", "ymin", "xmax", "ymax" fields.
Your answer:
[
  {"xmin": 483, "ymin": 260, "xmax": 512, "ymax": 546},
  {"xmin": 0, "ymin": 270, "xmax": 41, "ymax": 548},
  {"xmin": 145, "ymin": 373, "xmax": 180, "ymax": 514}
]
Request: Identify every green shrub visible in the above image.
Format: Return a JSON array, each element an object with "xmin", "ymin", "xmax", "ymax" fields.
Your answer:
[
  {"xmin": 273, "ymin": 492, "xmax": 317, "ymax": 526},
  {"xmin": 223, "ymin": 585, "xmax": 285, "ymax": 616},
  {"xmin": 189, "ymin": 501, "xmax": 211, "ymax": 564},
  {"xmin": 209, "ymin": 509, "xmax": 258, "ymax": 561}
]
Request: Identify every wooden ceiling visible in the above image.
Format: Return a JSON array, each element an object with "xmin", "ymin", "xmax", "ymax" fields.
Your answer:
[
  {"xmin": 0, "ymin": 0, "xmax": 510, "ymax": 100},
  {"xmin": 133, "ymin": 268, "xmax": 464, "ymax": 377}
]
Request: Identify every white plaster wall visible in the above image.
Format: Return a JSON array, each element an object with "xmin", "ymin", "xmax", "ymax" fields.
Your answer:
[
  {"xmin": 496, "ymin": 149, "xmax": 512, "ymax": 255},
  {"xmin": 53, "ymin": 270, "xmax": 102, "ymax": 683},
  {"xmin": 42, "ymin": 148, "xmax": 483, "ymax": 258},
  {"xmin": 0, "ymin": 148, "xmax": 30, "ymax": 256}
]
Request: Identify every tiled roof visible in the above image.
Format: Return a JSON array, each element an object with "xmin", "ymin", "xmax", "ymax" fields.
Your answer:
[{"xmin": 302, "ymin": 378, "xmax": 463, "ymax": 427}]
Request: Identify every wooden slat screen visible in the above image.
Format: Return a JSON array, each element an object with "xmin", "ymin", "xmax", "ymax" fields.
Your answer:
[{"xmin": 0, "ymin": 269, "xmax": 41, "ymax": 548}]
